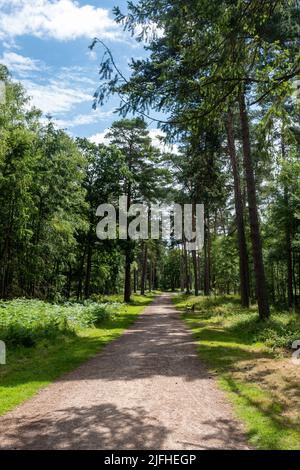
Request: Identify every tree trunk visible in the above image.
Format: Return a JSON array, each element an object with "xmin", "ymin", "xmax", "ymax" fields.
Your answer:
[
  {"xmin": 238, "ymin": 90, "xmax": 270, "ymax": 319},
  {"xmin": 282, "ymin": 135, "xmax": 294, "ymax": 310},
  {"xmin": 180, "ymin": 245, "xmax": 185, "ymax": 292},
  {"xmin": 197, "ymin": 253, "xmax": 201, "ymax": 293},
  {"xmin": 76, "ymin": 247, "xmax": 86, "ymax": 301},
  {"xmin": 133, "ymin": 268, "xmax": 137, "ymax": 294},
  {"xmin": 204, "ymin": 215, "xmax": 211, "ymax": 296},
  {"xmin": 148, "ymin": 259, "xmax": 152, "ymax": 292},
  {"xmin": 226, "ymin": 111, "xmax": 250, "ymax": 307},
  {"xmin": 183, "ymin": 240, "xmax": 190, "ymax": 294},
  {"xmin": 141, "ymin": 242, "xmax": 148, "ymax": 296},
  {"xmin": 124, "ymin": 182, "xmax": 132, "ymax": 303},
  {"xmin": 292, "ymin": 253, "xmax": 297, "ymax": 305},
  {"xmin": 124, "ymin": 249, "xmax": 132, "ymax": 303},
  {"xmin": 285, "ymin": 192, "xmax": 293, "ymax": 310},
  {"xmin": 66, "ymin": 262, "xmax": 72, "ymax": 299},
  {"xmin": 191, "ymin": 204, "xmax": 199, "ymax": 296},
  {"xmin": 192, "ymin": 251, "xmax": 199, "ymax": 296},
  {"xmin": 84, "ymin": 233, "xmax": 92, "ymax": 300}
]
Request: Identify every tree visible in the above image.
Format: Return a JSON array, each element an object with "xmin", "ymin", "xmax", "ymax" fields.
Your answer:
[
  {"xmin": 76, "ymin": 138, "xmax": 126, "ymax": 299},
  {"xmin": 106, "ymin": 118, "xmax": 167, "ymax": 302},
  {"xmin": 91, "ymin": 0, "xmax": 300, "ymax": 317}
]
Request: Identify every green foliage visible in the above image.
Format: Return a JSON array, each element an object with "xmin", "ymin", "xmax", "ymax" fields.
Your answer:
[
  {"xmin": 0, "ymin": 70, "xmax": 172, "ymax": 302},
  {"xmin": 92, "ymin": 0, "xmax": 300, "ymax": 312},
  {"xmin": 161, "ymin": 249, "xmax": 181, "ymax": 291},
  {"xmin": 0, "ymin": 299, "xmax": 121, "ymax": 347},
  {"xmin": 175, "ymin": 293, "xmax": 300, "ymax": 350},
  {"xmin": 211, "ymin": 236, "xmax": 240, "ymax": 294},
  {"xmin": 173, "ymin": 294, "xmax": 300, "ymax": 449},
  {"xmin": 0, "ymin": 294, "xmax": 155, "ymax": 417}
]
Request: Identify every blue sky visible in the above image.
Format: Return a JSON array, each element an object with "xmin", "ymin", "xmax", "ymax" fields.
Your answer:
[{"xmin": 0, "ymin": 0, "xmax": 169, "ymax": 146}]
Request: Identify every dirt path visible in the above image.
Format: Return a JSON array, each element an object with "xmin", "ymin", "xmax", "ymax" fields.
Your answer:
[{"xmin": 0, "ymin": 294, "xmax": 249, "ymax": 450}]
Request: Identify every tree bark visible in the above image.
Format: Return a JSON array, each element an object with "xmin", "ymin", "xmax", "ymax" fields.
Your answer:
[
  {"xmin": 141, "ymin": 242, "xmax": 148, "ymax": 296},
  {"xmin": 285, "ymin": 190, "xmax": 293, "ymax": 310},
  {"xmin": 192, "ymin": 251, "xmax": 199, "ymax": 296},
  {"xmin": 84, "ymin": 232, "xmax": 93, "ymax": 300},
  {"xmin": 204, "ymin": 215, "xmax": 211, "ymax": 296},
  {"xmin": 226, "ymin": 111, "xmax": 250, "ymax": 307},
  {"xmin": 124, "ymin": 181, "xmax": 132, "ymax": 303},
  {"xmin": 66, "ymin": 262, "xmax": 72, "ymax": 299},
  {"xmin": 133, "ymin": 268, "xmax": 137, "ymax": 294},
  {"xmin": 124, "ymin": 249, "xmax": 132, "ymax": 302},
  {"xmin": 180, "ymin": 244, "xmax": 185, "ymax": 292},
  {"xmin": 238, "ymin": 91, "xmax": 270, "ymax": 319},
  {"xmin": 148, "ymin": 259, "xmax": 152, "ymax": 292},
  {"xmin": 76, "ymin": 247, "xmax": 86, "ymax": 301},
  {"xmin": 281, "ymin": 134, "xmax": 294, "ymax": 310},
  {"xmin": 183, "ymin": 239, "xmax": 190, "ymax": 294},
  {"xmin": 191, "ymin": 203, "xmax": 199, "ymax": 296}
]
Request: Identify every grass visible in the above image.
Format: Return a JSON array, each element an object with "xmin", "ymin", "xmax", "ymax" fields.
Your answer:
[
  {"xmin": 173, "ymin": 294, "xmax": 300, "ymax": 450},
  {"xmin": 0, "ymin": 299, "xmax": 122, "ymax": 347},
  {"xmin": 0, "ymin": 293, "xmax": 155, "ymax": 417}
]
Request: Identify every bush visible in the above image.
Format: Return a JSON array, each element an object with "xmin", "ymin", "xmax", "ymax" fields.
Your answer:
[
  {"xmin": 199, "ymin": 298, "xmax": 300, "ymax": 351},
  {"xmin": 178, "ymin": 294, "xmax": 300, "ymax": 351},
  {"xmin": 0, "ymin": 299, "xmax": 122, "ymax": 347}
]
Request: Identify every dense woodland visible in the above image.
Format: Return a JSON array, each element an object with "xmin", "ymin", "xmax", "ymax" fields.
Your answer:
[{"xmin": 1, "ymin": 0, "xmax": 300, "ymax": 320}]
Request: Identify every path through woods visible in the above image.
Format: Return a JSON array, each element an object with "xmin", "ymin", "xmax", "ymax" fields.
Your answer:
[{"xmin": 0, "ymin": 295, "xmax": 249, "ymax": 450}]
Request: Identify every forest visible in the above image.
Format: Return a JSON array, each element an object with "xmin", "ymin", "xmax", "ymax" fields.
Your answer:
[
  {"xmin": 1, "ymin": 0, "xmax": 300, "ymax": 315},
  {"xmin": 0, "ymin": 0, "xmax": 300, "ymax": 452}
]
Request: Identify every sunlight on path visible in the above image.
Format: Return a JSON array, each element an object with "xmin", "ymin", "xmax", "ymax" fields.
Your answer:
[{"xmin": 0, "ymin": 295, "xmax": 249, "ymax": 450}]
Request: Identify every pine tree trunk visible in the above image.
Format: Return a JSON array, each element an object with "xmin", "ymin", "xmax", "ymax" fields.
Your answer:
[
  {"xmin": 133, "ymin": 268, "xmax": 137, "ymax": 294},
  {"xmin": 66, "ymin": 263, "xmax": 72, "ymax": 299},
  {"xmin": 124, "ymin": 249, "xmax": 131, "ymax": 303},
  {"xmin": 183, "ymin": 240, "xmax": 190, "ymax": 294},
  {"xmin": 197, "ymin": 253, "xmax": 201, "ymax": 293},
  {"xmin": 226, "ymin": 111, "xmax": 250, "ymax": 307},
  {"xmin": 124, "ymin": 182, "xmax": 132, "ymax": 303},
  {"xmin": 141, "ymin": 242, "xmax": 148, "ymax": 296},
  {"xmin": 238, "ymin": 91, "xmax": 270, "ymax": 319},
  {"xmin": 192, "ymin": 203, "xmax": 199, "ymax": 296},
  {"xmin": 149, "ymin": 259, "xmax": 152, "ymax": 292},
  {"xmin": 282, "ymin": 134, "xmax": 294, "ymax": 310},
  {"xmin": 180, "ymin": 245, "xmax": 185, "ymax": 292},
  {"xmin": 76, "ymin": 247, "xmax": 86, "ymax": 301},
  {"xmin": 204, "ymin": 215, "xmax": 211, "ymax": 296},
  {"xmin": 285, "ymin": 189, "xmax": 293, "ymax": 310},
  {"xmin": 84, "ymin": 236, "xmax": 92, "ymax": 300},
  {"xmin": 192, "ymin": 250, "xmax": 199, "ymax": 296}
]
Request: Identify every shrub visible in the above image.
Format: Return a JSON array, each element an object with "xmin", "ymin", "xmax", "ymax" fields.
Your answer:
[{"xmin": 0, "ymin": 299, "xmax": 122, "ymax": 347}]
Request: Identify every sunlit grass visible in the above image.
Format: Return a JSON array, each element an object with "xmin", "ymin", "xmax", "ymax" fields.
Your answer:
[
  {"xmin": 0, "ymin": 293, "xmax": 155, "ymax": 416},
  {"xmin": 173, "ymin": 294, "xmax": 300, "ymax": 450}
]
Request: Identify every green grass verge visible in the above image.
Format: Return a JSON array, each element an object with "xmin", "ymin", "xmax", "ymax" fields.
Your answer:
[
  {"xmin": 173, "ymin": 294, "xmax": 300, "ymax": 450},
  {"xmin": 0, "ymin": 293, "xmax": 155, "ymax": 417}
]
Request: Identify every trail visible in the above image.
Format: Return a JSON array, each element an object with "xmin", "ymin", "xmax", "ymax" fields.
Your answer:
[{"xmin": 0, "ymin": 294, "xmax": 249, "ymax": 450}]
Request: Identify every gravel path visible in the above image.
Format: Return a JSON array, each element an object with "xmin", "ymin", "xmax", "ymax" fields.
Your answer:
[{"xmin": 0, "ymin": 294, "xmax": 249, "ymax": 450}]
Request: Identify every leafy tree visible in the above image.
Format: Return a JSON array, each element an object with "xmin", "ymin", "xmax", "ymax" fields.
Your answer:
[{"xmin": 106, "ymin": 118, "xmax": 168, "ymax": 302}]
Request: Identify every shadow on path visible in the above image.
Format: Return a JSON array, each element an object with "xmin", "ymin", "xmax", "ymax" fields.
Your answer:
[
  {"xmin": 0, "ymin": 294, "xmax": 250, "ymax": 450},
  {"xmin": 0, "ymin": 404, "xmax": 168, "ymax": 450}
]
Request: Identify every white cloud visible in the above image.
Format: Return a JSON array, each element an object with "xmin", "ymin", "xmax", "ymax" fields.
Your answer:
[
  {"xmin": 0, "ymin": 52, "xmax": 42, "ymax": 74},
  {"xmin": 89, "ymin": 128, "xmax": 180, "ymax": 154},
  {"xmin": 0, "ymin": 0, "xmax": 121, "ymax": 41},
  {"xmin": 54, "ymin": 110, "xmax": 113, "ymax": 128},
  {"xmin": 1, "ymin": 57, "xmax": 100, "ymax": 116},
  {"xmin": 22, "ymin": 78, "xmax": 92, "ymax": 114},
  {"xmin": 89, "ymin": 129, "xmax": 110, "ymax": 145},
  {"xmin": 56, "ymin": 66, "xmax": 96, "ymax": 86},
  {"xmin": 149, "ymin": 129, "xmax": 180, "ymax": 154},
  {"xmin": 148, "ymin": 129, "xmax": 166, "ymax": 148}
]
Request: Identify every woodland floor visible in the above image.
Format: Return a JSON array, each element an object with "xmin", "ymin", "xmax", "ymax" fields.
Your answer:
[
  {"xmin": 174, "ymin": 294, "xmax": 300, "ymax": 450},
  {"xmin": 0, "ymin": 294, "xmax": 249, "ymax": 450}
]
